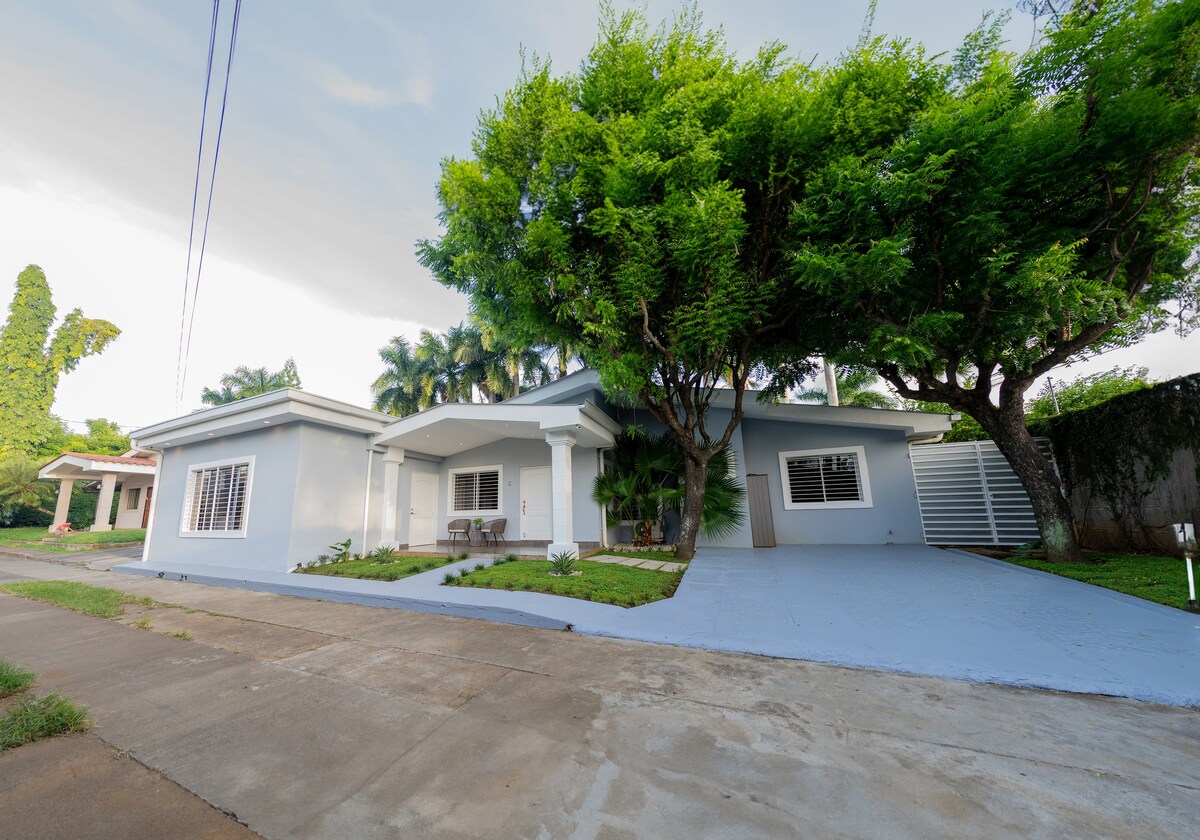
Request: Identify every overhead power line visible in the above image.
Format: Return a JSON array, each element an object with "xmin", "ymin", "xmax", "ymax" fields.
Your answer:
[{"xmin": 176, "ymin": 0, "xmax": 244, "ymax": 409}]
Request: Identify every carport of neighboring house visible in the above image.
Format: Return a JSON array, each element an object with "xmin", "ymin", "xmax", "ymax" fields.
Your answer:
[{"xmin": 38, "ymin": 451, "xmax": 158, "ymax": 532}]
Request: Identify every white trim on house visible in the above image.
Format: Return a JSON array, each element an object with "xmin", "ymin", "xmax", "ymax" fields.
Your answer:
[
  {"xmin": 447, "ymin": 464, "xmax": 503, "ymax": 517},
  {"xmin": 778, "ymin": 445, "xmax": 874, "ymax": 510},
  {"xmin": 179, "ymin": 455, "xmax": 256, "ymax": 539}
]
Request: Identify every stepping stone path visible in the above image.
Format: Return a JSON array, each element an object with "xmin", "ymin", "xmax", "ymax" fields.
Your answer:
[{"xmin": 588, "ymin": 554, "xmax": 687, "ymax": 573}]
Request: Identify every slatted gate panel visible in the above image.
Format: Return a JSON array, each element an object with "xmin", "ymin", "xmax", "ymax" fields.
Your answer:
[{"xmin": 909, "ymin": 439, "xmax": 1055, "ymax": 546}]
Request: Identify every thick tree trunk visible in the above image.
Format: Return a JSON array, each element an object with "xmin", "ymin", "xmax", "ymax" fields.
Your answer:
[
  {"xmin": 675, "ymin": 454, "xmax": 708, "ymax": 561},
  {"xmin": 980, "ymin": 405, "xmax": 1089, "ymax": 564}
]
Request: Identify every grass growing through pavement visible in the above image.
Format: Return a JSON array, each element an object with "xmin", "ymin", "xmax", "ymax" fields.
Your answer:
[
  {"xmin": 1001, "ymin": 552, "xmax": 1194, "ymax": 610},
  {"xmin": 298, "ymin": 555, "xmax": 461, "ymax": 582},
  {"xmin": 0, "ymin": 693, "xmax": 90, "ymax": 750},
  {"xmin": 0, "ymin": 580, "xmax": 155, "ymax": 619},
  {"xmin": 444, "ymin": 558, "xmax": 683, "ymax": 608},
  {"xmin": 0, "ymin": 658, "xmax": 35, "ymax": 698}
]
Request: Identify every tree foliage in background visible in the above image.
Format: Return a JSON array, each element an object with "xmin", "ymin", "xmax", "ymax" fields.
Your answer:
[
  {"xmin": 0, "ymin": 457, "xmax": 55, "ymax": 519},
  {"xmin": 1026, "ymin": 366, "xmax": 1153, "ymax": 419},
  {"xmin": 794, "ymin": 366, "xmax": 896, "ymax": 409},
  {"xmin": 200, "ymin": 358, "xmax": 301, "ymax": 407},
  {"xmin": 419, "ymin": 8, "xmax": 942, "ymax": 559},
  {"xmin": 371, "ymin": 322, "xmax": 551, "ymax": 416},
  {"xmin": 788, "ymin": 1, "xmax": 1200, "ymax": 562},
  {"xmin": 0, "ymin": 265, "xmax": 120, "ymax": 456}
]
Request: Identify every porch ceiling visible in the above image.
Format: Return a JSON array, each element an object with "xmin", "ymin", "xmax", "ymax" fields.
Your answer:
[{"xmin": 374, "ymin": 401, "xmax": 619, "ymax": 458}]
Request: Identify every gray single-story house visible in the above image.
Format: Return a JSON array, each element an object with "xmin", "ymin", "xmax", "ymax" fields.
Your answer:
[{"xmin": 130, "ymin": 370, "xmax": 953, "ymax": 572}]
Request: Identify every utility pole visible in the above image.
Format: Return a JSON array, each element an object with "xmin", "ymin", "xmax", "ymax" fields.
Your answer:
[{"xmin": 1045, "ymin": 376, "xmax": 1061, "ymax": 415}]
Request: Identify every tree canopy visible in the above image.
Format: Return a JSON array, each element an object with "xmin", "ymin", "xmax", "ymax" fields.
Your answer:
[
  {"xmin": 418, "ymin": 8, "xmax": 942, "ymax": 558},
  {"xmin": 200, "ymin": 358, "xmax": 301, "ymax": 407},
  {"xmin": 787, "ymin": 1, "xmax": 1200, "ymax": 561},
  {"xmin": 1027, "ymin": 366, "xmax": 1153, "ymax": 419},
  {"xmin": 0, "ymin": 265, "xmax": 120, "ymax": 456}
]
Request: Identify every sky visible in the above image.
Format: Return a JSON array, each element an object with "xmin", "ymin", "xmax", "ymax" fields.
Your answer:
[{"xmin": 0, "ymin": 0, "xmax": 1195, "ymax": 434}]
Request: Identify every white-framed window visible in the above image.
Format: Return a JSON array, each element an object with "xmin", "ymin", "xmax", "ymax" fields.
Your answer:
[
  {"xmin": 448, "ymin": 465, "xmax": 502, "ymax": 516},
  {"xmin": 126, "ymin": 487, "xmax": 141, "ymax": 510},
  {"xmin": 778, "ymin": 446, "xmax": 873, "ymax": 510},
  {"xmin": 180, "ymin": 457, "xmax": 254, "ymax": 537}
]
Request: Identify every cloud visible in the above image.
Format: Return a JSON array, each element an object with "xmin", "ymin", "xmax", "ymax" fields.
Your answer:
[{"xmin": 311, "ymin": 60, "xmax": 433, "ymax": 108}]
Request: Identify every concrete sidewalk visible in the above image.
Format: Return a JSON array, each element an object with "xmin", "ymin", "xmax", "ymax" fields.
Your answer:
[
  {"xmin": 1, "ymin": 557, "xmax": 1198, "ymax": 839},
  {"xmin": 115, "ymin": 544, "xmax": 1200, "ymax": 706}
]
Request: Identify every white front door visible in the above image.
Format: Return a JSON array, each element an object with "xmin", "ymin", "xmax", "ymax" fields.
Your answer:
[
  {"xmin": 520, "ymin": 466, "xmax": 552, "ymax": 541},
  {"xmin": 409, "ymin": 472, "xmax": 438, "ymax": 546}
]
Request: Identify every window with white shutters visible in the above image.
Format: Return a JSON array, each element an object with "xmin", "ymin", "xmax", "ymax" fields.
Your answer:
[
  {"xmin": 449, "ymin": 467, "xmax": 502, "ymax": 515},
  {"xmin": 778, "ymin": 446, "xmax": 872, "ymax": 510},
  {"xmin": 181, "ymin": 459, "xmax": 253, "ymax": 535}
]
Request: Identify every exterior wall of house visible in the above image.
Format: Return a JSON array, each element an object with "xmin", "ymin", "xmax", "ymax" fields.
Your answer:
[
  {"xmin": 288, "ymin": 423, "xmax": 384, "ymax": 564},
  {"xmin": 144, "ymin": 425, "xmax": 302, "ymax": 571},
  {"xmin": 114, "ymin": 475, "xmax": 154, "ymax": 530},
  {"xmin": 392, "ymin": 455, "xmax": 442, "ymax": 547},
  {"xmin": 739, "ymin": 418, "xmax": 924, "ymax": 544},
  {"xmin": 436, "ymin": 438, "xmax": 603, "ymax": 546}
]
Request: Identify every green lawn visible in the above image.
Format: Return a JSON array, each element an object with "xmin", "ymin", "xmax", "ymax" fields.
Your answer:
[
  {"xmin": 590, "ymin": 549, "xmax": 686, "ymax": 563},
  {"xmin": 0, "ymin": 658, "xmax": 36, "ymax": 698},
  {"xmin": 0, "ymin": 656, "xmax": 90, "ymax": 751},
  {"xmin": 0, "ymin": 580, "xmax": 155, "ymax": 619},
  {"xmin": 57, "ymin": 528, "xmax": 146, "ymax": 545},
  {"xmin": 445, "ymin": 558, "xmax": 684, "ymax": 607},
  {"xmin": 0, "ymin": 526, "xmax": 145, "ymax": 553},
  {"xmin": 297, "ymin": 555, "xmax": 463, "ymax": 582},
  {"xmin": 1002, "ymin": 552, "xmax": 1196, "ymax": 610}
]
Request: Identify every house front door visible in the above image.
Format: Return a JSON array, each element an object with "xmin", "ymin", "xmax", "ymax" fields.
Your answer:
[
  {"xmin": 520, "ymin": 466, "xmax": 552, "ymax": 542},
  {"xmin": 409, "ymin": 472, "xmax": 438, "ymax": 546},
  {"xmin": 140, "ymin": 486, "xmax": 153, "ymax": 530}
]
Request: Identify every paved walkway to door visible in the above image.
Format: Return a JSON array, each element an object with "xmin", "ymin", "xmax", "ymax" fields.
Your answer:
[{"xmin": 579, "ymin": 545, "xmax": 1200, "ymax": 707}]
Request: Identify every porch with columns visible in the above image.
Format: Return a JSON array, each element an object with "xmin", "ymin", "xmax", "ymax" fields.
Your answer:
[{"xmin": 38, "ymin": 451, "xmax": 158, "ymax": 532}]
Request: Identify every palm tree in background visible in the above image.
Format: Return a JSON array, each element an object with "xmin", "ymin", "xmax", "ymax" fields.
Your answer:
[
  {"xmin": 794, "ymin": 366, "xmax": 896, "ymax": 409},
  {"xmin": 200, "ymin": 358, "xmax": 301, "ymax": 407},
  {"xmin": 372, "ymin": 337, "xmax": 427, "ymax": 416}
]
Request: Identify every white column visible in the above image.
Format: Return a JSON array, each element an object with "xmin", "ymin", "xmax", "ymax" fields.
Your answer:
[
  {"xmin": 91, "ymin": 473, "xmax": 116, "ymax": 532},
  {"xmin": 49, "ymin": 479, "xmax": 74, "ymax": 532},
  {"xmin": 546, "ymin": 430, "xmax": 578, "ymax": 559},
  {"xmin": 380, "ymin": 448, "xmax": 404, "ymax": 547}
]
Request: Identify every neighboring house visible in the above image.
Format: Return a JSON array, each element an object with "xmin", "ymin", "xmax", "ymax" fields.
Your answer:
[
  {"xmin": 39, "ymin": 450, "xmax": 158, "ymax": 532},
  {"xmin": 129, "ymin": 370, "xmax": 953, "ymax": 572}
]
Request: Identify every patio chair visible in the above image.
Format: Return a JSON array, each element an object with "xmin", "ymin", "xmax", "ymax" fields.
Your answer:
[
  {"xmin": 480, "ymin": 518, "xmax": 507, "ymax": 546},
  {"xmin": 447, "ymin": 519, "xmax": 471, "ymax": 546}
]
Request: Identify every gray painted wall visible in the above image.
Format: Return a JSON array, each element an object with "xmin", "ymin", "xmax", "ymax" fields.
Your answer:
[
  {"xmin": 739, "ymin": 418, "xmax": 925, "ymax": 544},
  {"xmin": 146, "ymin": 425, "xmax": 302, "ymax": 572},
  {"xmin": 290, "ymin": 423, "xmax": 381, "ymax": 564},
  {"xmin": 392, "ymin": 454, "xmax": 441, "ymax": 547}
]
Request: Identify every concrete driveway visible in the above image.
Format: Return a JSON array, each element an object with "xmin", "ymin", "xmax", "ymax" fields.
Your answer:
[
  {"xmin": 119, "ymin": 544, "xmax": 1199, "ymax": 705},
  {"xmin": 1, "ymin": 555, "xmax": 1198, "ymax": 839},
  {"xmin": 581, "ymin": 545, "xmax": 1200, "ymax": 707}
]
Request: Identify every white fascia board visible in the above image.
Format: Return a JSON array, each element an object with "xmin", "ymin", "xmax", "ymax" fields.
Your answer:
[
  {"xmin": 39, "ymin": 454, "xmax": 157, "ymax": 480},
  {"xmin": 132, "ymin": 389, "xmax": 391, "ymax": 449},
  {"xmin": 373, "ymin": 400, "xmax": 620, "ymax": 448}
]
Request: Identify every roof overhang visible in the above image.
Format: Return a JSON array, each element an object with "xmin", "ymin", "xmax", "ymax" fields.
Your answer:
[
  {"xmin": 726, "ymin": 393, "xmax": 955, "ymax": 442},
  {"xmin": 40, "ymin": 454, "xmax": 157, "ymax": 481},
  {"xmin": 373, "ymin": 400, "xmax": 621, "ymax": 457},
  {"xmin": 131, "ymin": 389, "xmax": 392, "ymax": 450}
]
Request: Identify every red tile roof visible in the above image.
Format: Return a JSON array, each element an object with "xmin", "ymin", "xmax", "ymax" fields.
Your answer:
[{"xmin": 60, "ymin": 451, "xmax": 156, "ymax": 467}]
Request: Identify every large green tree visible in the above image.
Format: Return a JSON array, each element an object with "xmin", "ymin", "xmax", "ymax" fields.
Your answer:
[
  {"xmin": 200, "ymin": 358, "xmax": 301, "ymax": 407},
  {"xmin": 789, "ymin": 1, "xmax": 1200, "ymax": 562},
  {"xmin": 0, "ymin": 265, "xmax": 120, "ymax": 456},
  {"xmin": 419, "ymin": 9, "xmax": 941, "ymax": 559}
]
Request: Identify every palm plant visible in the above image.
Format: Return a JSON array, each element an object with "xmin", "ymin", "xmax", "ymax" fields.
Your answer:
[
  {"xmin": 0, "ymin": 457, "xmax": 55, "ymax": 517},
  {"xmin": 794, "ymin": 366, "xmax": 896, "ymax": 409},
  {"xmin": 592, "ymin": 430, "xmax": 746, "ymax": 549},
  {"xmin": 372, "ymin": 336, "xmax": 427, "ymax": 416},
  {"xmin": 200, "ymin": 358, "xmax": 301, "ymax": 406}
]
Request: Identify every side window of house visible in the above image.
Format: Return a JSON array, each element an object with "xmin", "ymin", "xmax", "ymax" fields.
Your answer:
[
  {"xmin": 450, "ymin": 468, "xmax": 501, "ymax": 515},
  {"xmin": 182, "ymin": 459, "xmax": 253, "ymax": 534},
  {"xmin": 126, "ymin": 487, "xmax": 141, "ymax": 510},
  {"xmin": 778, "ymin": 446, "xmax": 872, "ymax": 509}
]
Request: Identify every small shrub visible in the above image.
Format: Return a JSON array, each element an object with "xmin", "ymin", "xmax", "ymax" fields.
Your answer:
[
  {"xmin": 316, "ymin": 554, "xmax": 332, "ymax": 566},
  {"xmin": 305, "ymin": 561, "xmax": 316, "ymax": 568},
  {"xmin": 457, "ymin": 551, "xmax": 470, "ymax": 561},
  {"xmin": 442, "ymin": 571, "xmax": 457, "ymax": 584},
  {"xmin": 458, "ymin": 568, "xmax": 471, "ymax": 579},
  {"xmin": 406, "ymin": 565, "xmax": 420, "ymax": 574},
  {"xmin": 368, "ymin": 546, "xmax": 399, "ymax": 564},
  {"xmin": 328, "ymin": 539, "xmax": 353, "ymax": 563},
  {"xmin": 474, "ymin": 562, "xmax": 486, "ymax": 571},
  {"xmin": 549, "ymin": 550, "xmax": 577, "ymax": 576},
  {"xmin": 505, "ymin": 553, "xmax": 519, "ymax": 563}
]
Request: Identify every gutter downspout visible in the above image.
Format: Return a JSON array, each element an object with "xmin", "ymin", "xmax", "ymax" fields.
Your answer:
[{"xmin": 361, "ymin": 447, "xmax": 374, "ymax": 554}]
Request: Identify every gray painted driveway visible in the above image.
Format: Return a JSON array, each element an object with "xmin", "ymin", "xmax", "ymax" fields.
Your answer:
[{"xmin": 118, "ymin": 544, "xmax": 1200, "ymax": 706}]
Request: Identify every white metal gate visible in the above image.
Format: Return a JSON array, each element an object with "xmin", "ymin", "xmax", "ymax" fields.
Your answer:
[{"xmin": 909, "ymin": 439, "xmax": 1055, "ymax": 546}]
